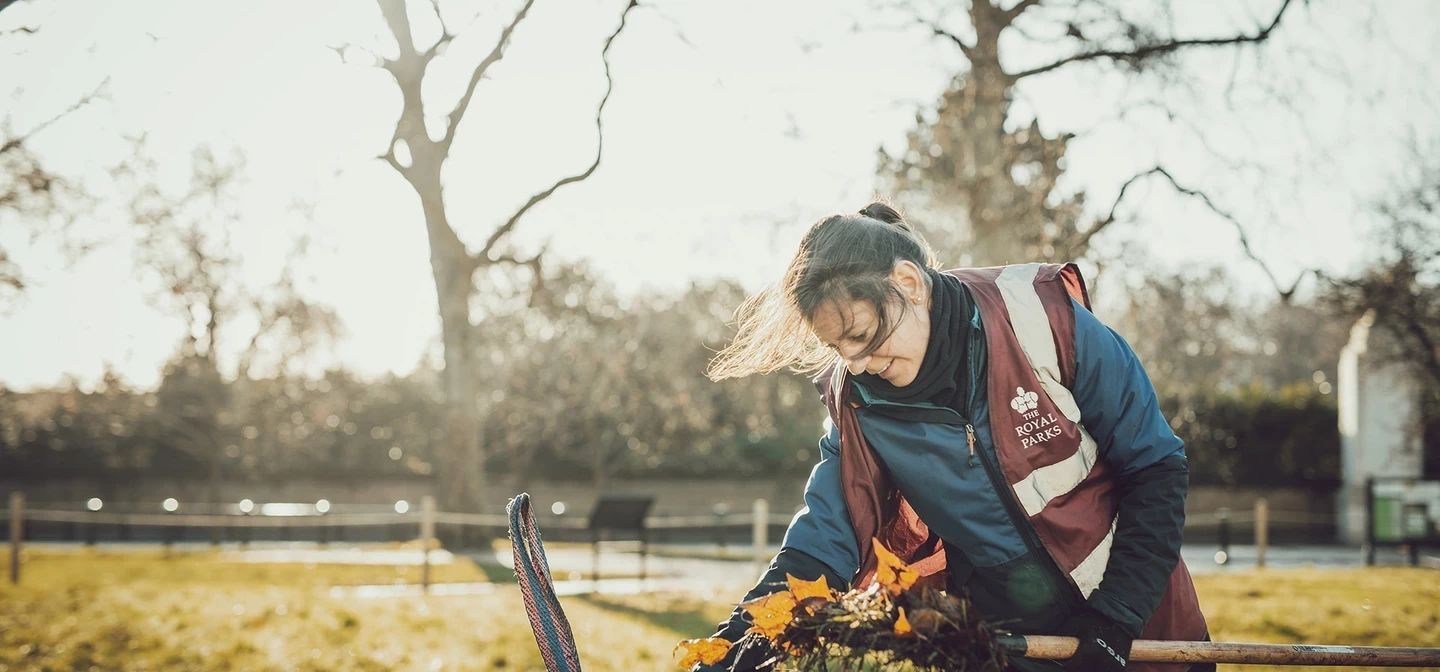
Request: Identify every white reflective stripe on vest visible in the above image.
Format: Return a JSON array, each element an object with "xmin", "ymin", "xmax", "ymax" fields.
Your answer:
[
  {"xmin": 994, "ymin": 263, "xmax": 1099, "ymax": 517},
  {"xmin": 1072, "ymin": 517, "xmax": 1117, "ymax": 598},
  {"xmin": 1011, "ymin": 425, "xmax": 1100, "ymax": 517},
  {"xmin": 994, "ymin": 264, "xmax": 1082, "ymax": 423}
]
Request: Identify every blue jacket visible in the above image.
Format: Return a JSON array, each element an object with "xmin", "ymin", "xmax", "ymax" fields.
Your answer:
[{"xmin": 704, "ymin": 297, "xmax": 1192, "ymax": 672}]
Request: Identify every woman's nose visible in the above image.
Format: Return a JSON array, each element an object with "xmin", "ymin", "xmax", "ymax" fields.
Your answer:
[{"xmin": 845, "ymin": 354, "xmax": 870, "ymax": 375}]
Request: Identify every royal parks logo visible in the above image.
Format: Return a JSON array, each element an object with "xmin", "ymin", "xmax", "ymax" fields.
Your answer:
[{"xmin": 1009, "ymin": 386, "xmax": 1061, "ymax": 449}]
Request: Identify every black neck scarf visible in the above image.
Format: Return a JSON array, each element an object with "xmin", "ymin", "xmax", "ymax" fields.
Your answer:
[{"xmin": 854, "ymin": 270, "xmax": 973, "ymax": 411}]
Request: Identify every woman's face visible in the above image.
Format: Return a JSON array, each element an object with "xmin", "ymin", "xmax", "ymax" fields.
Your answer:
[{"xmin": 809, "ymin": 262, "xmax": 931, "ymax": 387}]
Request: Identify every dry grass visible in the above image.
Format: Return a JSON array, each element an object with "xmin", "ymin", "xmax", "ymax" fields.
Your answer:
[
  {"xmin": 1193, "ymin": 568, "xmax": 1440, "ymax": 672},
  {"xmin": 0, "ymin": 548, "xmax": 731, "ymax": 672},
  {"xmin": 1, "ymin": 549, "xmax": 1435, "ymax": 672}
]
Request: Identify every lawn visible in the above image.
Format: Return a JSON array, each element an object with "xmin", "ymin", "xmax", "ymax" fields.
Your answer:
[
  {"xmin": 1, "ymin": 548, "xmax": 1435, "ymax": 672},
  {"xmin": 0, "ymin": 548, "xmax": 733, "ymax": 672},
  {"xmin": 1192, "ymin": 568, "xmax": 1440, "ymax": 672}
]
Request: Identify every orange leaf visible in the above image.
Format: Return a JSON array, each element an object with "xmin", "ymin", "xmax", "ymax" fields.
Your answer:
[
  {"xmin": 741, "ymin": 591, "xmax": 797, "ymax": 639},
  {"xmin": 786, "ymin": 574, "xmax": 833, "ymax": 603},
  {"xmin": 872, "ymin": 538, "xmax": 919, "ymax": 595},
  {"xmin": 894, "ymin": 607, "xmax": 913, "ymax": 636},
  {"xmin": 673, "ymin": 637, "xmax": 733, "ymax": 668}
]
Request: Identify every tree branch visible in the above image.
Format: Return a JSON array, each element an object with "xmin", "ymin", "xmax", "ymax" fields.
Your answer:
[
  {"xmin": 1, "ymin": 77, "xmax": 108, "ymax": 154},
  {"xmin": 1003, "ymin": 0, "xmax": 1043, "ymax": 23},
  {"xmin": 376, "ymin": 0, "xmax": 416, "ymax": 59},
  {"xmin": 379, "ymin": 148, "xmax": 406, "ymax": 177},
  {"xmin": 1397, "ymin": 305, "xmax": 1440, "ymax": 388},
  {"xmin": 0, "ymin": 248, "xmax": 24, "ymax": 291},
  {"xmin": 1011, "ymin": 0, "xmax": 1294, "ymax": 80},
  {"xmin": 442, "ymin": 0, "xmax": 537, "ymax": 150},
  {"xmin": 479, "ymin": 0, "xmax": 639, "ymax": 260},
  {"xmin": 1148, "ymin": 166, "xmax": 1309, "ymax": 302},
  {"xmin": 921, "ymin": 19, "xmax": 973, "ymax": 61},
  {"xmin": 428, "ymin": 0, "xmax": 451, "ymax": 42},
  {"xmin": 327, "ymin": 42, "xmax": 383, "ymax": 67},
  {"xmin": 417, "ymin": 0, "xmax": 456, "ymax": 67},
  {"xmin": 1071, "ymin": 166, "xmax": 1161, "ymax": 254}
]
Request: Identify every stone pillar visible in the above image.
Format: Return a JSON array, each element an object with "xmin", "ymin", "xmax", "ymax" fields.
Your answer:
[{"xmin": 1337, "ymin": 311, "xmax": 1424, "ymax": 544}]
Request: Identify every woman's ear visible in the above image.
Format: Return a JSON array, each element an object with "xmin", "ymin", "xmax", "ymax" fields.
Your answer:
[{"xmin": 891, "ymin": 260, "xmax": 927, "ymax": 306}]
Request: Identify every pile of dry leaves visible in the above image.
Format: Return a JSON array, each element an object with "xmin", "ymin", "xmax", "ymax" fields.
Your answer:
[{"xmin": 675, "ymin": 539, "xmax": 1008, "ymax": 672}]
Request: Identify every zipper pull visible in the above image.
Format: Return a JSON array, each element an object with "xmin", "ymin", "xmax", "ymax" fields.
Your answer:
[{"xmin": 966, "ymin": 424, "xmax": 979, "ymax": 467}]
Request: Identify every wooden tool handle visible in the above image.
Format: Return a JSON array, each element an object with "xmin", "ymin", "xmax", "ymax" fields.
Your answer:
[{"xmin": 999, "ymin": 635, "xmax": 1440, "ymax": 667}]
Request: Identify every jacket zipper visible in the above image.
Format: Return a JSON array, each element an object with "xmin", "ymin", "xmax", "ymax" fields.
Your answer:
[
  {"xmin": 961, "ymin": 300, "xmax": 1083, "ymax": 610},
  {"xmin": 965, "ymin": 424, "xmax": 979, "ymax": 467},
  {"xmin": 853, "ymin": 384, "xmax": 1081, "ymax": 609}
]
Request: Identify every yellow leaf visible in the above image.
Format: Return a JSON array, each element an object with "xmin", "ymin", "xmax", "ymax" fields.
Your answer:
[
  {"xmin": 673, "ymin": 637, "xmax": 733, "ymax": 668},
  {"xmin": 894, "ymin": 607, "xmax": 913, "ymax": 636},
  {"xmin": 872, "ymin": 538, "xmax": 919, "ymax": 595},
  {"xmin": 742, "ymin": 590, "xmax": 797, "ymax": 639},
  {"xmin": 786, "ymin": 573, "xmax": 833, "ymax": 603}
]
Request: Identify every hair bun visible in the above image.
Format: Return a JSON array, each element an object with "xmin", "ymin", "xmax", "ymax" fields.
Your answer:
[{"xmin": 858, "ymin": 202, "xmax": 905, "ymax": 226}]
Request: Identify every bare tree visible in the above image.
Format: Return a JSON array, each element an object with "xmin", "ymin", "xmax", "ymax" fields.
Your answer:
[
  {"xmin": 117, "ymin": 145, "xmax": 340, "ymax": 511},
  {"xmin": 882, "ymin": 0, "xmax": 1301, "ymax": 279},
  {"xmin": 342, "ymin": 0, "xmax": 639, "ymax": 510},
  {"xmin": 0, "ymin": 6, "xmax": 105, "ymax": 309},
  {"xmin": 1327, "ymin": 152, "xmax": 1440, "ymax": 388}
]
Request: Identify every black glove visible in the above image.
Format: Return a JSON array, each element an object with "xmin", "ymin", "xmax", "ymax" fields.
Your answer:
[{"xmin": 1060, "ymin": 608, "xmax": 1133, "ymax": 672}]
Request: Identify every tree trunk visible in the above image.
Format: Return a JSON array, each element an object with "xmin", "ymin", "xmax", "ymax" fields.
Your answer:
[
  {"xmin": 963, "ymin": 2, "xmax": 1019, "ymax": 266},
  {"xmin": 423, "ymin": 191, "xmax": 489, "ymax": 512},
  {"xmin": 370, "ymin": 0, "xmax": 636, "ymax": 511}
]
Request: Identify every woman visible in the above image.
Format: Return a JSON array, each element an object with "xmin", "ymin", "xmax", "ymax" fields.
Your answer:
[{"xmin": 698, "ymin": 203, "xmax": 1208, "ymax": 672}]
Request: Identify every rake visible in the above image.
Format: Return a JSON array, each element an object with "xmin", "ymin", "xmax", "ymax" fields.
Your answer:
[
  {"xmin": 999, "ymin": 634, "xmax": 1440, "ymax": 667},
  {"xmin": 506, "ymin": 493, "xmax": 1440, "ymax": 670}
]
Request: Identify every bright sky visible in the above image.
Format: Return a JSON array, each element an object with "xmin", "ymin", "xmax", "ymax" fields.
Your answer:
[{"xmin": 1, "ymin": 0, "xmax": 1437, "ymax": 390}]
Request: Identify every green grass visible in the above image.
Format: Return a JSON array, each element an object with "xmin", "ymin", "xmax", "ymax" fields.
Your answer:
[{"xmin": 1, "ymin": 550, "xmax": 1435, "ymax": 672}]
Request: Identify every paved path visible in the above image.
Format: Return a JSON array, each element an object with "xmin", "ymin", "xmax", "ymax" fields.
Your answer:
[{"xmin": 329, "ymin": 576, "xmax": 725, "ymax": 599}]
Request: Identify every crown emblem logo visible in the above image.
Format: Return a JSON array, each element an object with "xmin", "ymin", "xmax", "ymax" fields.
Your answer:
[{"xmin": 1010, "ymin": 387, "xmax": 1039, "ymax": 413}]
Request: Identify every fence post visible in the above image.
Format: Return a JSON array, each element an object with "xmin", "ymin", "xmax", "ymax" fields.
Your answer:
[
  {"xmin": 1365, "ymin": 477, "xmax": 1376, "ymax": 566},
  {"xmin": 84, "ymin": 511, "xmax": 97, "ymax": 547},
  {"xmin": 752, "ymin": 498, "xmax": 769, "ymax": 572},
  {"xmin": 1216, "ymin": 508, "xmax": 1231, "ymax": 565},
  {"xmin": 10, "ymin": 492, "xmax": 23, "ymax": 585},
  {"xmin": 713, "ymin": 503, "xmax": 729, "ymax": 552},
  {"xmin": 639, "ymin": 525, "xmax": 648, "ymax": 585},
  {"xmin": 1255, "ymin": 498, "xmax": 1269, "ymax": 569},
  {"xmin": 163, "ymin": 508, "xmax": 174, "ymax": 558},
  {"xmin": 592, "ymin": 525, "xmax": 600, "ymax": 589},
  {"xmin": 421, "ymin": 495, "xmax": 435, "ymax": 594}
]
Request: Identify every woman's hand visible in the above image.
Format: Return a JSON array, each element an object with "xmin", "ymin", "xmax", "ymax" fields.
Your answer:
[{"xmin": 1060, "ymin": 608, "xmax": 1133, "ymax": 672}]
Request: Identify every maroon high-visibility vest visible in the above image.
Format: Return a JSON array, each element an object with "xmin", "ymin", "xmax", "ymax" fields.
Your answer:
[{"xmin": 820, "ymin": 263, "xmax": 1206, "ymax": 671}]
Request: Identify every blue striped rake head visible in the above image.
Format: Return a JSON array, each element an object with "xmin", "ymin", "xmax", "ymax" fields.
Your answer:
[{"xmin": 508, "ymin": 493, "xmax": 583, "ymax": 672}]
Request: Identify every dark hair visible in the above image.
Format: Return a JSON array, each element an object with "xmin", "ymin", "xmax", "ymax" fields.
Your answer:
[{"xmin": 708, "ymin": 200, "xmax": 938, "ymax": 379}]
